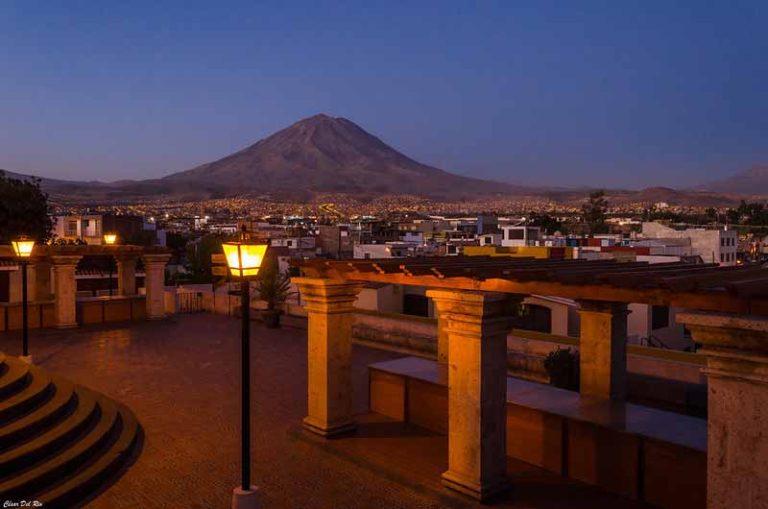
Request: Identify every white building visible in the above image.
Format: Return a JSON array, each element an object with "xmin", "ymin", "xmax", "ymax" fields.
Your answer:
[
  {"xmin": 500, "ymin": 226, "xmax": 541, "ymax": 247},
  {"xmin": 354, "ymin": 242, "xmax": 412, "ymax": 259},
  {"xmin": 641, "ymin": 222, "xmax": 738, "ymax": 266}
]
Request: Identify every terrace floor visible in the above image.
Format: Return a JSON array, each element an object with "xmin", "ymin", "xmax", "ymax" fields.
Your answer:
[{"xmin": 0, "ymin": 314, "xmax": 651, "ymax": 508}]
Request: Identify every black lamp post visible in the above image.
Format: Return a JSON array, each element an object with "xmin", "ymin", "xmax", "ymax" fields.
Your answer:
[
  {"xmin": 222, "ymin": 236, "xmax": 268, "ymax": 509},
  {"xmin": 11, "ymin": 236, "xmax": 35, "ymax": 363},
  {"xmin": 103, "ymin": 233, "xmax": 117, "ymax": 296}
]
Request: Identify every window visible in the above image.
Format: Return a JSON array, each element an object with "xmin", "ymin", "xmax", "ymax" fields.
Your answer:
[{"xmin": 720, "ymin": 253, "xmax": 725, "ymax": 262}]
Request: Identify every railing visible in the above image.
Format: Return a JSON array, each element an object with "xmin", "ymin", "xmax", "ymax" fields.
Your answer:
[
  {"xmin": 640, "ymin": 333, "xmax": 671, "ymax": 349},
  {"xmin": 177, "ymin": 290, "xmax": 204, "ymax": 313}
]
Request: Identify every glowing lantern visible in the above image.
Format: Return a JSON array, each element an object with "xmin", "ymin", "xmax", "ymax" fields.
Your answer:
[
  {"xmin": 222, "ymin": 241, "xmax": 268, "ymax": 278},
  {"xmin": 11, "ymin": 237, "xmax": 35, "ymax": 258}
]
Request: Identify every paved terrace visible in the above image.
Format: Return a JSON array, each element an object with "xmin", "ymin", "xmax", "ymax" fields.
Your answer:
[{"xmin": 0, "ymin": 314, "xmax": 654, "ymax": 508}]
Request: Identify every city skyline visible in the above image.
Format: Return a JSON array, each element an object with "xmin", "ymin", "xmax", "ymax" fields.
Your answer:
[{"xmin": 1, "ymin": 1, "xmax": 767, "ymax": 189}]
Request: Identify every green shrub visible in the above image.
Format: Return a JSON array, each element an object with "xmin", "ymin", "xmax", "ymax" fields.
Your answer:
[{"xmin": 543, "ymin": 347, "xmax": 580, "ymax": 391}]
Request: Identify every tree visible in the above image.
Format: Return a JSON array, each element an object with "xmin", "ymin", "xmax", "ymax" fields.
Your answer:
[
  {"xmin": 528, "ymin": 212, "xmax": 567, "ymax": 235},
  {"xmin": 0, "ymin": 171, "xmax": 53, "ymax": 243},
  {"xmin": 581, "ymin": 190, "xmax": 608, "ymax": 234},
  {"xmin": 185, "ymin": 234, "xmax": 226, "ymax": 282}
]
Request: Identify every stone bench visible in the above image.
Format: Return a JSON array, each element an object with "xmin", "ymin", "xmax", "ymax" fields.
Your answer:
[{"xmin": 369, "ymin": 356, "xmax": 706, "ymax": 509}]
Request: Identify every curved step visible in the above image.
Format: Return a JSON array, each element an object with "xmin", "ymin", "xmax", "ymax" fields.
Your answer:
[
  {"xmin": 0, "ymin": 388, "xmax": 98, "ymax": 474},
  {"xmin": 0, "ymin": 359, "xmax": 31, "ymax": 400},
  {"xmin": 38, "ymin": 403, "xmax": 140, "ymax": 506},
  {"xmin": 0, "ymin": 392, "xmax": 119, "ymax": 498},
  {"xmin": 0, "ymin": 378, "xmax": 76, "ymax": 450},
  {"xmin": 0, "ymin": 367, "xmax": 53, "ymax": 424}
]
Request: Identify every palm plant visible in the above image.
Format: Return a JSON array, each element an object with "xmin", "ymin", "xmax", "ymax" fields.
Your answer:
[{"xmin": 255, "ymin": 259, "xmax": 292, "ymax": 326}]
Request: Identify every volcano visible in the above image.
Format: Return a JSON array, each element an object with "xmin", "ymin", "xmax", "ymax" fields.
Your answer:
[{"xmin": 160, "ymin": 114, "xmax": 524, "ymax": 198}]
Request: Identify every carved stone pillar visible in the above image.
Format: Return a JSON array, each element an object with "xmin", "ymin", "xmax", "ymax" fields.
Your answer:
[
  {"xmin": 293, "ymin": 277, "xmax": 362, "ymax": 437},
  {"xmin": 577, "ymin": 300, "xmax": 629, "ymax": 399},
  {"xmin": 8, "ymin": 267, "xmax": 23, "ymax": 303},
  {"xmin": 142, "ymin": 254, "xmax": 170, "ymax": 319},
  {"xmin": 427, "ymin": 291, "xmax": 453, "ymax": 364},
  {"xmin": 428, "ymin": 289, "xmax": 516, "ymax": 501},
  {"xmin": 33, "ymin": 261, "xmax": 53, "ymax": 301},
  {"xmin": 51, "ymin": 255, "xmax": 82, "ymax": 328},
  {"xmin": 116, "ymin": 255, "xmax": 138, "ymax": 296},
  {"xmin": 677, "ymin": 311, "xmax": 768, "ymax": 509}
]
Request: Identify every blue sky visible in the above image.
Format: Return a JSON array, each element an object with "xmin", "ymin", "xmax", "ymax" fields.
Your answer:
[{"xmin": 0, "ymin": 1, "xmax": 766, "ymax": 188}]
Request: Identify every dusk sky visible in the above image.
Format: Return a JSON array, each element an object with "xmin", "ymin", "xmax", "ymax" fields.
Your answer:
[{"xmin": 1, "ymin": 1, "xmax": 766, "ymax": 189}]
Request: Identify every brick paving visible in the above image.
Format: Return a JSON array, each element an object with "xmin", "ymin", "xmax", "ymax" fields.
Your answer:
[{"xmin": 0, "ymin": 315, "xmax": 648, "ymax": 508}]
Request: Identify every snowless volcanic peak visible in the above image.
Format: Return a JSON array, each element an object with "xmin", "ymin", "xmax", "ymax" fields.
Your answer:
[{"xmin": 160, "ymin": 113, "xmax": 522, "ymax": 197}]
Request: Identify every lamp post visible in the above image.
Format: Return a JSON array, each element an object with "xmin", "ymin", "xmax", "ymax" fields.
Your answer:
[
  {"xmin": 222, "ymin": 237, "xmax": 268, "ymax": 509},
  {"xmin": 103, "ymin": 233, "xmax": 117, "ymax": 297},
  {"xmin": 11, "ymin": 236, "xmax": 35, "ymax": 363}
]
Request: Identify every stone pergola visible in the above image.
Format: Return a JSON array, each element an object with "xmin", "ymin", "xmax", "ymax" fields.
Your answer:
[
  {"xmin": 0, "ymin": 244, "xmax": 171, "ymax": 326},
  {"xmin": 294, "ymin": 256, "xmax": 768, "ymax": 506}
]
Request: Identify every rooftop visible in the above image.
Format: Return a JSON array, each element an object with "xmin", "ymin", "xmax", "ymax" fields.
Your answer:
[{"xmin": 0, "ymin": 315, "xmax": 656, "ymax": 508}]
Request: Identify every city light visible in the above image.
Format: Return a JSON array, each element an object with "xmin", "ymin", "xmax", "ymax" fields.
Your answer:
[{"xmin": 103, "ymin": 232, "xmax": 118, "ymax": 245}]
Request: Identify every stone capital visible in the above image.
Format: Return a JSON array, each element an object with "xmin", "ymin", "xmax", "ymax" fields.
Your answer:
[
  {"xmin": 427, "ymin": 290, "xmax": 520, "ymax": 339},
  {"xmin": 50, "ymin": 255, "xmax": 82, "ymax": 267},
  {"xmin": 142, "ymin": 253, "xmax": 171, "ymax": 266},
  {"xmin": 428, "ymin": 289, "xmax": 522, "ymax": 315},
  {"xmin": 293, "ymin": 277, "xmax": 362, "ymax": 314},
  {"xmin": 115, "ymin": 253, "xmax": 139, "ymax": 264},
  {"xmin": 677, "ymin": 311, "xmax": 768, "ymax": 385}
]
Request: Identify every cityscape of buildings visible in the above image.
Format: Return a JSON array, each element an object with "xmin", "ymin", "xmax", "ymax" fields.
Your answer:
[{"xmin": 2, "ymin": 2, "xmax": 768, "ymax": 508}]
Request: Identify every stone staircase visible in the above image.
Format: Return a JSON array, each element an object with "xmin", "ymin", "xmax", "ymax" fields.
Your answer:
[{"xmin": 0, "ymin": 351, "xmax": 141, "ymax": 507}]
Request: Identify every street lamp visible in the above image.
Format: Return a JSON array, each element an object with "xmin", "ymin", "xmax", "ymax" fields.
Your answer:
[
  {"xmin": 103, "ymin": 233, "xmax": 117, "ymax": 297},
  {"xmin": 222, "ymin": 239, "xmax": 268, "ymax": 509},
  {"xmin": 11, "ymin": 236, "xmax": 35, "ymax": 363}
]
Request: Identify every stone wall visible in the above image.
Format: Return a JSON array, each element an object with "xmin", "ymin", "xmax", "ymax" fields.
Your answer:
[{"xmin": 351, "ymin": 311, "xmax": 436, "ymax": 357}]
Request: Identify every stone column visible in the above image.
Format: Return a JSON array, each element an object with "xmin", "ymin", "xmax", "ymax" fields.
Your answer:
[
  {"xmin": 677, "ymin": 311, "xmax": 768, "ymax": 509},
  {"xmin": 577, "ymin": 300, "xmax": 629, "ymax": 399},
  {"xmin": 116, "ymin": 255, "xmax": 138, "ymax": 296},
  {"xmin": 51, "ymin": 255, "xmax": 82, "ymax": 328},
  {"xmin": 142, "ymin": 254, "xmax": 170, "ymax": 320},
  {"xmin": 33, "ymin": 261, "xmax": 53, "ymax": 301},
  {"xmin": 428, "ymin": 291, "xmax": 452, "ymax": 363},
  {"xmin": 428, "ymin": 289, "xmax": 515, "ymax": 501},
  {"xmin": 8, "ymin": 267, "xmax": 23, "ymax": 303},
  {"xmin": 293, "ymin": 277, "xmax": 362, "ymax": 437}
]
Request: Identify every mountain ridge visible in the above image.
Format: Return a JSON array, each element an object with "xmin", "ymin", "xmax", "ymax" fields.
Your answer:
[
  {"xmin": 2, "ymin": 114, "xmax": 766, "ymax": 205},
  {"xmin": 696, "ymin": 165, "xmax": 768, "ymax": 195}
]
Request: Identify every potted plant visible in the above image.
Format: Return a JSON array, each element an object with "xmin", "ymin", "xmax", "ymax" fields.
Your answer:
[
  {"xmin": 543, "ymin": 347, "xmax": 580, "ymax": 391},
  {"xmin": 255, "ymin": 260, "xmax": 292, "ymax": 328}
]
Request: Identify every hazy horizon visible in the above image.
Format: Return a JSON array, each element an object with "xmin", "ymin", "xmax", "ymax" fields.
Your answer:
[{"xmin": 1, "ymin": 1, "xmax": 766, "ymax": 188}]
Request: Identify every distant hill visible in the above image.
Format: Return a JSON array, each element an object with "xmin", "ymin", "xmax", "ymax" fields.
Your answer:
[
  {"xmin": 697, "ymin": 166, "xmax": 768, "ymax": 195},
  {"xmin": 2, "ymin": 115, "xmax": 765, "ymax": 206},
  {"xmin": 160, "ymin": 114, "xmax": 530, "ymax": 199}
]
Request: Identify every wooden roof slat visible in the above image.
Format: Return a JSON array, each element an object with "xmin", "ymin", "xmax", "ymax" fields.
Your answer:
[
  {"xmin": 723, "ymin": 277, "xmax": 768, "ymax": 298},
  {"xmin": 660, "ymin": 265, "xmax": 766, "ymax": 291},
  {"xmin": 291, "ymin": 257, "xmax": 768, "ymax": 315}
]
